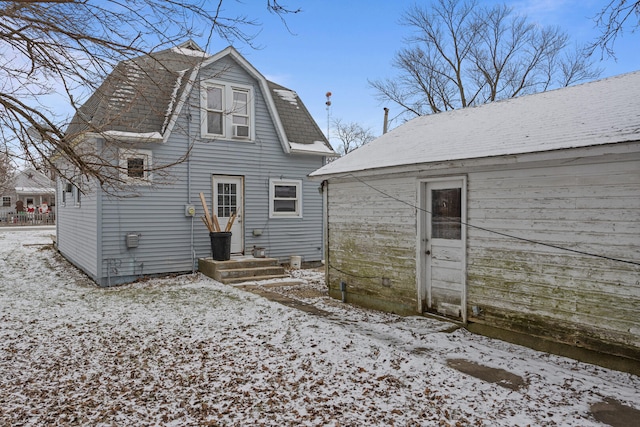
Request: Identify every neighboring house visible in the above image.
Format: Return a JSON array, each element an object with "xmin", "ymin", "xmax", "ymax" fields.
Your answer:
[
  {"xmin": 310, "ymin": 72, "xmax": 640, "ymax": 363},
  {"xmin": 56, "ymin": 41, "xmax": 335, "ymax": 286},
  {"xmin": 0, "ymin": 168, "xmax": 55, "ymax": 218}
]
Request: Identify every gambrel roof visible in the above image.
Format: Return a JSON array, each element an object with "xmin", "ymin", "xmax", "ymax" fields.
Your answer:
[
  {"xmin": 311, "ymin": 71, "xmax": 640, "ymax": 177},
  {"xmin": 67, "ymin": 41, "xmax": 333, "ymax": 154}
]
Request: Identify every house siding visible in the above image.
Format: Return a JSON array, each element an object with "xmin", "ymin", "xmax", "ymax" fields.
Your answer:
[
  {"xmin": 324, "ymin": 149, "xmax": 640, "ymax": 359},
  {"xmin": 326, "ymin": 176, "xmax": 418, "ymax": 314},
  {"xmin": 466, "ymin": 157, "xmax": 640, "ymax": 359},
  {"xmin": 56, "ymin": 179, "xmax": 99, "ymax": 281},
  {"xmin": 93, "ymin": 55, "xmax": 325, "ymax": 285}
]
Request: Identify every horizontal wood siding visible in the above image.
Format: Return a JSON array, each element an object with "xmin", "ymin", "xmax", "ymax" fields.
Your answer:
[
  {"xmin": 466, "ymin": 158, "xmax": 640, "ymax": 358},
  {"xmin": 324, "ymin": 149, "xmax": 639, "ymax": 357},
  {"xmin": 327, "ymin": 176, "xmax": 418, "ymax": 314},
  {"xmin": 97, "ymin": 56, "xmax": 325, "ymax": 285}
]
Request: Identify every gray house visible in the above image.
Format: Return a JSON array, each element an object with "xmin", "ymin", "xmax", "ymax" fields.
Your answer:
[
  {"xmin": 56, "ymin": 41, "xmax": 334, "ymax": 286},
  {"xmin": 1, "ymin": 168, "xmax": 55, "ymax": 220},
  {"xmin": 311, "ymin": 72, "xmax": 640, "ymax": 363}
]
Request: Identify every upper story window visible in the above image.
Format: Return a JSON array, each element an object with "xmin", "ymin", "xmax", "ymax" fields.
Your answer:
[
  {"xmin": 119, "ymin": 148, "xmax": 152, "ymax": 184},
  {"xmin": 2, "ymin": 196, "xmax": 10, "ymax": 207},
  {"xmin": 202, "ymin": 80, "xmax": 254, "ymax": 141}
]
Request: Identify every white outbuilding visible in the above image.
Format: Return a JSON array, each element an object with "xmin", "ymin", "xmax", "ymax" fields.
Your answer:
[{"xmin": 311, "ymin": 71, "xmax": 640, "ymax": 365}]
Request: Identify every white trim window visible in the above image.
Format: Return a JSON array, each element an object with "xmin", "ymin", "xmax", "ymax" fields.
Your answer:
[
  {"xmin": 202, "ymin": 80, "xmax": 254, "ymax": 140},
  {"xmin": 119, "ymin": 148, "xmax": 152, "ymax": 184},
  {"xmin": 2, "ymin": 196, "xmax": 10, "ymax": 207},
  {"xmin": 269, "ymin": 179, "xmax": 302, "ymax": 218},
  {"xmin": 60, "ymin": 181, "xmax": 81, "ymax": 207}
]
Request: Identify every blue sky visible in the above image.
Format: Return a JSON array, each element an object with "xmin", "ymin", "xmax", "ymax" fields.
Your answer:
[{"xmin": 196, "ymin": 0, "xmax": 639, "ymax": 145}]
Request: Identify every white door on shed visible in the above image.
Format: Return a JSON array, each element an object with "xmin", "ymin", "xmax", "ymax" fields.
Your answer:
[
  {"xmin": 212, "ymin": 175, "xmax": 244, "ymax": 254},
  {"xmin": 420, "ymin": 178, "xmax": 467, "ymax": 321}
]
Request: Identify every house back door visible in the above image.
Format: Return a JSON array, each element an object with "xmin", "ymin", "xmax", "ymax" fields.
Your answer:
[
  {"xmin": 420, "ymin": 178, "xmax": 466, "ymax": 321},
  {"xmin": 212, "ymin": 175, "xmax": 244, "ymax": 254}
]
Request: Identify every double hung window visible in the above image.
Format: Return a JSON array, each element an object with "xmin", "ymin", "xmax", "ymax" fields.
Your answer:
[
  {"xmin": 202, "ymin": 80, "xmax": 253, "ymax": 140},
  {"xmin": 269, "ymin": 179, "xmax": 302, "ymax": 218}
]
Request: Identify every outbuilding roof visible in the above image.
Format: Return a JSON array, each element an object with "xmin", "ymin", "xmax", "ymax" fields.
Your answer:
[{"xmin": 310, "ymin": 71, "xmax": 640, "ymax": 177}]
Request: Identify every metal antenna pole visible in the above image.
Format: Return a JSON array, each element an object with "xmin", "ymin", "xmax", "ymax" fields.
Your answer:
[{"xmin": 325, "ymin": 91, "xmax": 332, "ymax": 143}]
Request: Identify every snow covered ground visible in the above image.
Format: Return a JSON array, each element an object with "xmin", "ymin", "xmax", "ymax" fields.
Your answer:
[{"xmin": 1, "ymin": 227, "xmax": 638, "ymax": 426}]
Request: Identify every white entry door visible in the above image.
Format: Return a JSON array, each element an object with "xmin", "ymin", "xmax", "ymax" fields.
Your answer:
[
  {"xmin": 420, "ymin": 178, "xmax": 466, "ymax": 321},
  {"xmin": 212, "ymin": 175, "xmax": 244, "ymax": 254}
]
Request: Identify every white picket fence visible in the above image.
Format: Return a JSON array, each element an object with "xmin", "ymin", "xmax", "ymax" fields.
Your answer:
[{"xmin": 0, "ymin": 212, "xmax": 56, "ymax": 226}]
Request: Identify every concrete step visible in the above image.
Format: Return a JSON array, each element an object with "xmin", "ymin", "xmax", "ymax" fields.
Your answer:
[
  {"xmin": 198, "ymin": 257, "xmax": 289, "ymax": 285},
  {"xmin": 221, "ymin": 274, "xmax": 290, "ymax": 285},
  {"xmin": 201, "ymin": 257, "xmax": 280, "ymax": 270},
  {"xmin": 215, "ymin": 266, "xmax": 286, "ymax": 281}
]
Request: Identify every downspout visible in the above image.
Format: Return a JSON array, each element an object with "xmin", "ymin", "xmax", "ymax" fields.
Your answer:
[
  {"xmin": 187, "ymin": 105, "xmax": 195, "ymax": 273},
  {"xmin": 322, "ymin": 179, "xmax": 331, "ymax": 294}
]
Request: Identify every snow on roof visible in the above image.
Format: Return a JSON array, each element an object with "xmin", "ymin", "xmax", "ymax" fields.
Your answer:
[
  {"xmin": 108, "ymin": 64, "xmax": 144, "ymax": 110},
  {"xmin": 289, "ymin": 140, "xmax": 337, "ymax": 155},
  {"xmin": 102, "ymin": 130, "xmax": 163, "ymax": 142},
  {"xmin": 170, "ymin": 47, "xmax": 210, "ymax": 58},
  {"xmin": 162, "ymin": 69, "xmax": 187, "ymax": 133},
  {"xmin": 311, "ymin": 71, "xmax": 640, "ymax": 177},
  {"xmin": 15, "ymin": 187, "xmax": 55, "ymax": 194},
  {"xmin": 273, "ymin": 89, "xmax": 299, "ymax": 107}
]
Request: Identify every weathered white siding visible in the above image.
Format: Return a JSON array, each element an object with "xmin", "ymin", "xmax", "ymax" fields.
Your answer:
[
  {"xmin": 466, "ymin": 156, "xmax": 640, "ymax": 358},
  {"xmin": 92, "ymin": 55, "xmax": 325, "ymax": 285},
  {"xmin": 325, "ymin": 148, "xmax": 640, "ymax": 358},
  {"xmin": 326, "ymin": 175, "xmax": 418, "ymax": 314}
]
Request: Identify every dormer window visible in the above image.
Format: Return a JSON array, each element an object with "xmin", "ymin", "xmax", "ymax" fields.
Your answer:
[{"xmin": 202, "ymin": 80, "xmax": 253, "ymax": 141}]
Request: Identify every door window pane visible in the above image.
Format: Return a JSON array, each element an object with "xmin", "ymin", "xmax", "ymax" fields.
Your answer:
[
  {"xmin": 432, "ymin": 188, "xmax": 461, "ymax": 239},
  {"xmin": 217, "ymin": 182, "xmax": 237, "ymax": 217}
]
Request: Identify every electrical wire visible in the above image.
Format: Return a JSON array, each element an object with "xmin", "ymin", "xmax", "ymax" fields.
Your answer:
[{"xmin": 340, "ymin": 173, "xmax": 640, "ymax": 268}]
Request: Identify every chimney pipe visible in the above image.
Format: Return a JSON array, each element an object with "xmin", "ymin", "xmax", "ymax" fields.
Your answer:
[{"xmin": 383, "ymin": 107, "xmax": 389, "ymax": 134}]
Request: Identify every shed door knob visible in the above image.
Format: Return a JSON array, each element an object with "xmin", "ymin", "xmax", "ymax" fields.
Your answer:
[{"xmin": 425, "ymin": 250, "xmax": 431, "ymax": 255}]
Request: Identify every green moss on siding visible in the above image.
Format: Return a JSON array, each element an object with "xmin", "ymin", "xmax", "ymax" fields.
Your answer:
[
  {"xmin": 467, "ymin": 247, "xmax": 640, "ymax": 357},
  {"xmin": 327, "ymin": 231, "xmax": 418, "ymax": 313}
]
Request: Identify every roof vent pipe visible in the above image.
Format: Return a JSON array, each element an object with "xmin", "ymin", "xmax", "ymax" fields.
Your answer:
[{"xmin": 383, "ymin": 107, "xmax": 389, "ymax": 134}]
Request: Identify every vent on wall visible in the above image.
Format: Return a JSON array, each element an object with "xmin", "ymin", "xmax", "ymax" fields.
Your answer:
[{"xmin": 126, "ymin": 233, "xmax": 140, "ymax": 249}]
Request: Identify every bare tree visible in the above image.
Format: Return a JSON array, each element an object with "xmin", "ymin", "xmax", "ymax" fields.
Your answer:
[
  {"xmin": 0, "ymin": 152, "xmax": 16, "ymax": 196},
  {"xmin": 370, "ymin": 0, "xmax": 601, "ymax": 121},
  {"xmin": 332, "ymin": 119, "xmax": 375, "ymax": 157},
  {"xmin": 588, "ymin": 0, "xmax": 640, "ymax": 58},
  {"xmin": 0, "ymin": 0, "xmax": 300, "ymax": 190}
]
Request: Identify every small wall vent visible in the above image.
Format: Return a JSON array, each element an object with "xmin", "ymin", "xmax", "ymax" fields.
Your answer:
[{"xmin": 126, "ymin": 233, "xmax": 140, "ymax": 249}]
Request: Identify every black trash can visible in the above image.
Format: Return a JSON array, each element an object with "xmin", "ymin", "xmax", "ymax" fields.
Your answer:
[{"xmin": 210, "ymin": 232, "xmax": 232, "ymax": 261}]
